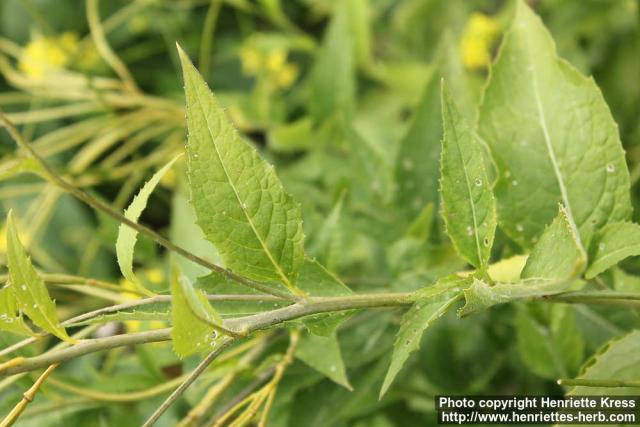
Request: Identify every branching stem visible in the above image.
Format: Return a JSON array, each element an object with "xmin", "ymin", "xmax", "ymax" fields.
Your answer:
[{"xmin": 0, "ymin": 109, "xmax": 295, "ymax": 302}]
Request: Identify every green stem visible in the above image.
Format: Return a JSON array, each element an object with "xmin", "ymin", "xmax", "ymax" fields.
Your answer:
[
  {"xmin": 142, "ymin": 338, "xmax": 234, "ymax": 427},
  {"xmin": 0, "ymin": 110, "xmax": 295, "ymax": 302},
  {"xmin": 557, "ymin": 378, "xmax": 640, "ymax": 388},
  {"xmin": 0, "ymin": 292, "xmax": 415, "ymax": 376},
  {"xmin": 47, "ymin": 374, "xmax": 188, "ymax": 402},
  {"xmin": 199, "ymin": 0, "xmax": 222, "ymax": 77}
]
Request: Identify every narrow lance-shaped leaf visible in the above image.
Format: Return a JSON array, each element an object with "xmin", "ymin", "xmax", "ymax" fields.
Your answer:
[
  {"xmin": 296, "ymin": 331, "xmax": 352, "ymax": 390},
  {"xmin": 585, "ymin": 222, "xmax": 640, "ymax": 279},
  {"xmin": 177, "ymin": 45, "xmax": 305, "ymax": 292},
  {"xmin": 478, "ymin": 0, "xmax": 631, "ymax": 248},
  {"xmin": 459, "ymin": 205, "xmax": 586, "ymax": 316},
  {"xmin": 170, "ymin": 269, "xmax": 224, "ymax": 358},
  {"xmin": 380, "ymin": 276, "xmax": 469, "ymax": 398},
  {"xmin": 440, "ymin": 82, "xmax": 496, "ymax": 271},
  {"xmin": 116, "ymin": 155, "xmax": 181, "ymax": 289},
  {"xmin": 5, "ymin": 211, "xmax": 72, "ymax": 342},
  {"xmin": 395, "ymin": 33, "xmax": 475, "ymax": 223}
]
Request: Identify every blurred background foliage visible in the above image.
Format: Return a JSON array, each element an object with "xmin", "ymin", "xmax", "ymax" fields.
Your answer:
[{"xmin": 0, "ymin": 0, "xmax": 638, "ymax": 425}]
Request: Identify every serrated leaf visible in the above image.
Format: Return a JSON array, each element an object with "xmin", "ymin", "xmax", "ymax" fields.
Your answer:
[
  {"xmin": 440, "ymin": 83, "xmax": 496, "ymax": 270},
  {"xmin": 459, "ymin": 206, "xmax": 586, "ymax": 316},
  {"xmin": 585, "ymin": 222, "xmax": 640, "ymax": 279},
  {"xmin": 394, "ymin": 33, "xmax": 475, "ymax": 222},
  {"xmin": 170, "ymin": 270, "xmax": 223, "ymax": 358},
  {"xmin": 5, "ymin": 211, "xmax": 71, "ymax": 342},
  {"xmin": 296, "ymin": 331, "xmax": 352, "ymax": 390},
  {"xmin": 178, "ymin": 46, "xmax": 305, "ymax": 292},
  {"xmin": 516, "ymin": 304, "xmax": 583, "ymax": 379},
  {"xmin": 116, "ymin": 155, "xmax": 181, "ymax": 288},
  {"xmin": 0, "ymin": 287, "xmax": 33, "ymax": 336},
  {"xmin": 568, "ymin": 330, "xmax": 640, "ymax": 395},
  {"xmin": 478, "ymin": 0, "xmax": 631, "ymax": 248},
  {"xmin": 380, "ymin": 288, "xmax": 462, "ymax": 398}
]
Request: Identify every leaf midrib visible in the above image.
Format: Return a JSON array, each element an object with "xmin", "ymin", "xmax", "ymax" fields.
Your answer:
[
  {"xmin": 522, "ymin": 22, "xmax": 576, "ymax": 236},
  {"xmin": 191, "ymin": 87, "xmax": 293, "ymax": 290},
  {"xmin": 446, "ymin": 101, "xmax": 484, "ymax": 268}
]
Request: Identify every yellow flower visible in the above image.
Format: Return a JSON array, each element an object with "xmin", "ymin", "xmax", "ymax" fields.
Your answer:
[
  {"xmin": 19, "ymin": 32, "xmax": 79, "ymax": 79},
  {"xmin": 240, "ymin": 47, "xmax": 263, "ymax": 75},
  {"xmin": 265, "ymin": 49, "xmax": 286, "ymax": 73},
  {"xmin": 460, "ymin": 12, "xmax": 501, "ymax": 70},
  {"xmin": 274, "ymin": 63, "xmax": 299, "ymax": 89}
]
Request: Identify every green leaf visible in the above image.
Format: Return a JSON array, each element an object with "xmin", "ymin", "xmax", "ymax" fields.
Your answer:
[
  {"xmin": 177, "ymin": 46, "xmax": 305, "ymax": 292},
  {"xmin": 297, "ymin": 258, "xmax": 353, "ymax": 336},
  {"xmin": 116, "ymin": 155, "xmax": 181, "ymax": 288},
  {"xmin": 0, "ymin": 287, "xmax": 33, "ymax": 336},
  {"xmin": 440, "ymin": 82, "xmax": 496, "ymax": 270},
  {"xmin": 296, "ymin": 331, "xmax": 352, "ymax": 390},
  {"xmin": 5, "ymin": 211, "xmax": 71, "ymax": 342},
  {"xmin": 379, "ymin": 275, "xmax": 468, "ymax": 398},
  {"xmin": 459, "ymin": 206, "xmax": 586, "ymax": 316},
  {"xmin": 585, "ymin": 222, "xmax": 640, "ymax": 279},
  {"xmin": 478, "ymin": 0, "xmax": 631, "ymax": 248},
  {"xmin": 521, "ymin": 204, "xmax": 586, "ymax": 280},
  {"xmin": 308, "ymin": 0, "xmax": 357, "ymax": 123},
  {"xmin": 309, "ymin": 191, "xmax": 346, "ymax": 271},
  {"xmin": 394, "ymin": 33, "xmax": 475, "ymax": 222},
  {"xmin": 170, "ymin": 270, "xmax": 224, "ymax": 358},
  {"xmin": 515, "ymin": 304, "xmax": 583, "ymax": 379},
  {"xmin": 568, "ymin": 330, "xmax": 640, "ymax": 395}
]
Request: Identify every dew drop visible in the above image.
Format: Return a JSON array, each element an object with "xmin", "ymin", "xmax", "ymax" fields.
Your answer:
[
  {"xmin": 20, "ymin": 284, "xmax": 27, "ymax": 291},
  {"xmin": 512, "ymin": 180, "xmax": 519, "ymax": 186},
  {"xmin": 466, "ymin": 226, "xmax": 473, "ymax": 236},
  {"xmin": 330, "ymin": 365, "xmax": 337, "ymax": 372},
  {"xmin": 516, "ymin": 224, "xmax": 524, "ymax": 232},
  {"xmin": 598, "ymin": 243, "xmax": 606, "ymax": 251},
  {"xmin": 474, "ymin": 178, "xmax": 482, "ymax": 187},
  {"xmin": 504, "ymin": 171, "xmax": 511, "ymax": 178},
  {"xmin": 241, "ymin": 202, "xmax": 247, "ymax": 209},
  {"xmin": 606, "ymin": 164, "xmax": 615, "ymax": 173},
  {"xmin": 483, "ymin": 238, "xmax": 490, "ymax": 247},
  {"xmin": 32, "ymin": 304, "xmax": 37, "ymax": 309}
]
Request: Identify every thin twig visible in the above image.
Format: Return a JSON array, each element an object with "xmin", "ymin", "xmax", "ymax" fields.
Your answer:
[
  {"xmin": 86, "ymin": 0, "xmax": 139, "ymax": 92},
  {"xmin": 199, "ymin": 0, "xmax": 222, "ymax": 77},
  {"xmin": 0, "ymin": 364, "xmax": 59, "ymax": 427},
  {"xmin": 0, "ymin": 109, "xmax": 296, "ymax": 302},
  {"xmin": 142, "ymin": 338, "xmax": 235, "ymax": 427}
]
